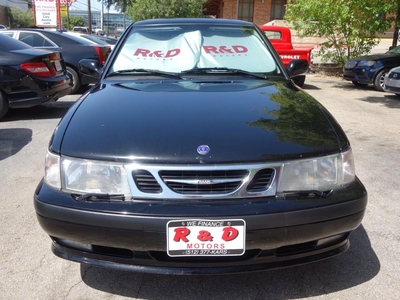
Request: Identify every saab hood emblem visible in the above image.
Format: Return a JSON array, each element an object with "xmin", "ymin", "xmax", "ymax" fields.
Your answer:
[{"xmin": 197, "ymin": 145, "xmax": 210, "ymax": 155}]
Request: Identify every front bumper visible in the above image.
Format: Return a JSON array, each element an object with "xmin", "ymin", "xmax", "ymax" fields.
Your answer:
[
  {"xmin": 343, "ymin": 68, "xmax": 373, "ymax": 84},
  {"xmin": 34, "ymin": 179, "xmax": 367, "ymax": 275},
  {"xmin": 384, "ymin": 76, "xmax": 400, "ymax": 94}
]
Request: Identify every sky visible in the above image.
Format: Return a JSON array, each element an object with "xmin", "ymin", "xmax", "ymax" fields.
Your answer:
[{"xmin": 69, "ymin": 0, "xmax": 119, "ymax": 13}]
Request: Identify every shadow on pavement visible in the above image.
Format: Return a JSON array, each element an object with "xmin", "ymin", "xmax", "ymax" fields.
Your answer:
[
  {"xmin": 0, "ymin": 100, "xmax": 75, "ymax": 122},
  {"xmin": 0, "ymin": 128, "xmax": 32, "ymax": 161},
  {"xmin": 80, "ymin": 225, "xmax": 379, "ymax": 299}
]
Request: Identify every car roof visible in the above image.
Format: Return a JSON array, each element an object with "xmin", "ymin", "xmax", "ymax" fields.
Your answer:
[
  {"xmin": 64, "ymin": 31, "xmax": 115, "ymax": 46},
  {"xmin": 8, "ymin": 28, "xmax": 98, "ymax": 44},
  {"xmin": 133, "ymin": 18, "xmax": 254, "ymax": 26}
]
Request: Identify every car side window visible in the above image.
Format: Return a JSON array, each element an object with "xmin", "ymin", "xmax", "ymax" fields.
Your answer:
[
  {"xmin": 1, "ymin": 32, "xmax": 14, "ymax": 37},
  {"xmin": 19, "ymin": 32, "xmax": 55, "ymax": 47},
  {"xmin": 263, "ymin": 31, "xmax": 282, "ymax": 40}
]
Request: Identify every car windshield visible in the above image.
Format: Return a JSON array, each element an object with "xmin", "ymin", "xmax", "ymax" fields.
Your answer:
[
  {"xmin": 388, "ymin": 46, "xmax": 400, "ymax": 54},
  {"xmin": 108, "ymin": 24, "xmax": 282, "ymax": 76}
]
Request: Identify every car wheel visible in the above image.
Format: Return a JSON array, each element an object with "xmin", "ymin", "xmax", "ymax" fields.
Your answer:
[
  {"xmin": 373, "ymin": 69, "xmax": 389, "ymax": 91},
  {"xmin": 351, "ymin": 81, "xmax": 368, "ymax": 87},
  {"xmin": 66, "ymin": 66, "xmax": 81, "ymax": 94},
  {"xmin": 0, "ymin": 91, "xmax": 9, "ymax": 120},
  {"xmin": 293, "ymin": 75, "xmax": 306, "ymax": 87}
]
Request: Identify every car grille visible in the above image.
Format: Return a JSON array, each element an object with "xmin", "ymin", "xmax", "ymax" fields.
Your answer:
[
  {"xmin": 129, "ymin": 164, "xmax": 279, "ymax": 199},
  {"xmin": 159, "ymin": 170, "xmax": 249, "ymax": 194}
]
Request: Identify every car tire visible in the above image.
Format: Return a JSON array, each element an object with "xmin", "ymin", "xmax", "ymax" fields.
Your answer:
[
  {"xmin": 66, "ymin": 66, "xmax": 81, "ymax": 94},
  {"xmin": 293, "ymin": 75, "xmax": 306, "ymax": 87},
  {"xmin": 373, "ymin": 69, "xmax": 389, "ymax": 91},
  {"xmin": 0, "ymin": 91, "xmax": 9, "ymax": 120},
  {"xmin": 351, "ymin": 81, "xmax": 368, "ymax": 87}
]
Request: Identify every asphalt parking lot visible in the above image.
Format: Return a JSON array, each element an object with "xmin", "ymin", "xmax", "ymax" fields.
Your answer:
[{"xmin": 1, "ymin": 74, "xmax": 400, "ymax": 300}]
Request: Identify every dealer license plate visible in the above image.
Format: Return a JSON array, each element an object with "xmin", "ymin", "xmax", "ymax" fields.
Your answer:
[{"xmin": 166, "ymin": 219, "xmax": 245, "ymax": 257}]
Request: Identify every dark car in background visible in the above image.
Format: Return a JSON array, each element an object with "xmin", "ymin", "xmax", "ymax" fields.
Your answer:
[
  {"xmin": 34, "ymin": 18, "xmax": 367, "ymax": 275},
  {"xmin": 343, "ymin": 45, "xmax": 400, "ymax": 91},
  {"xmin": 0, "ymin": 34, "xmax": 71, "ymax": 119},
  {"xmin": 0, "ymin": 29, "xmax": 111, "ymax": 93},
  {"xmin": 64, "ymin": 32, "xmax": 118, "ymax": 50}
]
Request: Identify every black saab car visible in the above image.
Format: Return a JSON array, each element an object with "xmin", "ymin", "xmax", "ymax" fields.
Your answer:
[
  {"xmin": 34, "ymin": 18, "xmax": 367, "ymax": 275},
  {"xmin": 343, "ymin": 45, "xmax": 400, "ymax": 91},
  {"xmin": 0, "ymin": 34, "xmax": 71, "ymax": 119},
  {"xmin": 0, "ymin": 29, "xmax": 111, "ymax": 93}
]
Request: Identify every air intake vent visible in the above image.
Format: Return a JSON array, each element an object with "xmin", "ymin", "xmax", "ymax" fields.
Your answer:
[
  {"xmin": 132, "ymin": 170, "xmax": 162, "ymax": 193},
  {"xmin": 159, "ymin": 170, "xmax": 248, "ymax": 194},
  {"xmin": 246, "ymin": 169, "xmax": 275, "ymax": 192}
]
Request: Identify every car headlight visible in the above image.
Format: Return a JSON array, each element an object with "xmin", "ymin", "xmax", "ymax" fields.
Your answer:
[
  {"xmin": 357, "ymin": 60, "xmax": 375, "ymax": 67},
  {"xmin": 277, "ymin": 149, "xmax": 355, "ymax": 192},
  {"xmin": 44, "ymin": 152, "xmax": 131, "ymax": 196}
]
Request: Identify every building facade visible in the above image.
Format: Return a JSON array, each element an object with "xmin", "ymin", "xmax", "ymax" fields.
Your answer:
[
  {"xmin": 68, "ymin": 10, "xmax": 131, "ymax": 34},
  {"xmin": 204, "ymin": 0, "xmax": 287, "ymax": 25},
  {"xmin": 0, "ymin": 0, "xmax": 285, "ymax": 29},
  {"xmin": 70, "ymin": 0, "xmax": 287, "ymax": 30}
]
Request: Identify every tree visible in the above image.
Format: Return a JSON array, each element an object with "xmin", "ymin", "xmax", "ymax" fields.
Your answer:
[
  {"xmin": 126, "ymin": 0, "xmax": 207, "ymax": 22},
  {"xmin": 62, "ymin": 15, "xmax": 86, "ymax": 30},
  {"xmin": 284, "ymin": 0, "xmax": 396, "ymax": 67},
  {"xmin": 100, "ymin": 0, "xmax": 135, "ymax": 13},
  {"xmin": 8, "ymin": 7, "xmax": 34, "ymax": 28}
]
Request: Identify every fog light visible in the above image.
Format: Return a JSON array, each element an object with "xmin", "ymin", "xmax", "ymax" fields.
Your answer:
[{"xmin": 54, "ymin": 238, "xmax": 92, "ymax": 252}]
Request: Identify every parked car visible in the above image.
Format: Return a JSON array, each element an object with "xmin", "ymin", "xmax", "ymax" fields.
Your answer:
[
  {"xmin": 258, "ymin": 25, "xmax": 313, "ymax": 87},
  {"xmin": 0, "ymin": 29, "xmax": 111, "ymax": 93},
  {"xmin": 34, "ymin": 18, "xmax": 367, "ymax": 275},
  {"xmin": 0, "ymin": 24, "xmax": 7, "ymax": 30},
  {"xmin": 343, "ymin": 45, "xmax": 400, "ymax": 91},
  {"xmin": 64, "ymin": 31, "xmax": 118, "ymax": 50},
  {"xmin": 0, "ymin": 34, "xmax": 71, "ymax": 119},
  {"xmin": 383, "ymin": 66, "xmax": 400, "ymax": 96},
  {"xmin": 72, "ymin": 26, "xmax": 89, "ymax": 33}
]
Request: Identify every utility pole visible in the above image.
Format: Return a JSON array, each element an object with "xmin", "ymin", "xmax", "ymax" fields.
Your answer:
[
  {"xmin": 392, "ymin": 5, "xmax": 400, "ymax": 50},
  {"xmin": 87, "ymin": 0, "xmax": 92, "ymax": 33}
]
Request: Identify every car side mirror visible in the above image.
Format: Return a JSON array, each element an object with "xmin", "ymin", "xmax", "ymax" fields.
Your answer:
[
  {"xmin": 79, "ymin": 59, "xmax": 102, "ymax": 80},
  {"xmin": 286, "ymin": 59, "xmax": 309, "ymax": 78}
]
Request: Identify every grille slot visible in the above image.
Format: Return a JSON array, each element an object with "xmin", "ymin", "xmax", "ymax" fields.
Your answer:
[
  {"xmin": 159, "ymin": 170, "xmax": 248, "ymax": 194},
  {"xmin": 246, "ymin": 169, "xmax": 275, "ymax": 192},
  {"xmin": 132, "ymin": 170, "xmax": 162, "ymax": 193}
]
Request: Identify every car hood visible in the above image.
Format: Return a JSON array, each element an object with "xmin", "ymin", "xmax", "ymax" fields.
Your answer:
[
  {"xmin": 350, "ymin": 52, "xmax": 398, "ymax": 61},
  {"xmin": 55, "ymin": 79, "xmax": 348, "ymax": 164}
]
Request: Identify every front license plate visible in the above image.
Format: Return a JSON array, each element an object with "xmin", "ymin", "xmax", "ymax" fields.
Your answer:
[
  {"xmin": 167, "ymin": 219, "xmax": 245, "ymax": 257},
  {"xmin": 54, "ymin": 60, "xmax": 62, "ymax": 71}
]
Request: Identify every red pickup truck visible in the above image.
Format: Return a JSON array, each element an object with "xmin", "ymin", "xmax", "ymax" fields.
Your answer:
[{"xmin": 259, "ymin": 25, "xmax": 314, "ymax": 87}]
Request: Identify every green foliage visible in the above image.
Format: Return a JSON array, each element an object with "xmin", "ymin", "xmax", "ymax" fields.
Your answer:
[
  {"xmin": 285, "ymin": 0, "xmax": 397, "ymax": 66},
  {"xmin": 100, "ymin": 0, "xmax": 135, "ymax": 13},
  {"xmin": 127, "ymin": 0, "xmax": 207, "ymax": 21},
  {"xmin": 62, "ymin": 15, "xmax": 86, "ymax": 30},
  {"xmin": 9, "ymin": 7, "xmax": 34, "ymax": 28}
]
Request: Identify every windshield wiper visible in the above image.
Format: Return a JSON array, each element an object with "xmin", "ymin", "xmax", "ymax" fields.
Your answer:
[
  {"xmin": 107, "ymin": 68, "xmax": 183, "ymax": 79},
  {"xmin": 181, "ymin": 67, "xmax": 268, "ymax": 79},
  {"xmin": 74, "ymin": 193, "xmax": 127, "ymax": 202}
]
